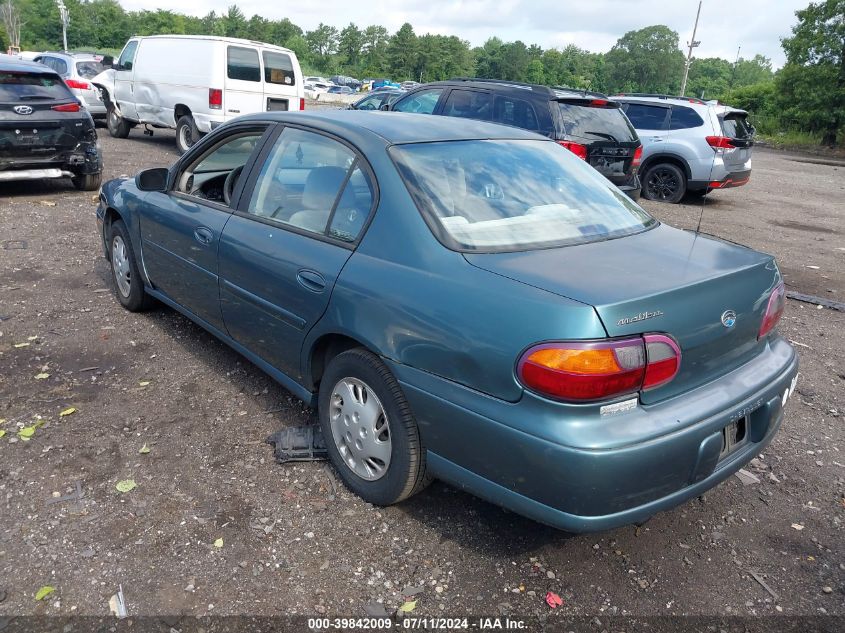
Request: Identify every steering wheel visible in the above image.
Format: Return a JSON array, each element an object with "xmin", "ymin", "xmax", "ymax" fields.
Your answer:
[{"xmin": 223, "ymin": 165, "xmax": 244, "ymax": 205}]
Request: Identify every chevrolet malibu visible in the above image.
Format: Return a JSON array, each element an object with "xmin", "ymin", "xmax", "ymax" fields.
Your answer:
[{"xmin": 96, "ymin": 111, "xmax": 798, "ymax": 532}]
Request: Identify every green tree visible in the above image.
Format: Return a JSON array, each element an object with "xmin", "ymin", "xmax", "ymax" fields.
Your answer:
[
  {"xmin": 222, "ymin": 5, "xmax": 246, "ymax": 38},
  {"xmin": 305, "ymin": 22, "xmax": 338, "ymax": 58},
  {"xmin": 605, "ymin": 25, "xmax": 684, "ymax": 94},
  {"xmin": 686, "ymin": 57, "xmax": 732, "ymax": 98},
  {"xmin": 732, "ymin": 54, "xmax": 774, "ymax": 87},
  {"xmin": 361, "ymin": 24, "xmax": 389, "ymax": 74},
  {"xmin": 780, "ymin": 0, "xmax": 845, "ymax": 145},
  {"xmin": 338, "ymin": 22, "xmax": 363, "ymax": 68},
  {"xmin": 386, "ymin": 22, "xmax": 416, "ymax": 79}
]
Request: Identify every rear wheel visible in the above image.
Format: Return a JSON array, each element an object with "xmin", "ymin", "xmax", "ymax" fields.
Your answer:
[
  {"xmin": 642, "ymin": 162, "xmax": 686, "ymax": 204},
  {"xmin": 176, "ymin": 115, "xmax": 200, "ymax": 154},
  {"xmin": 106, "ymin": 105, "xmax": 131, "ymax": 139},
  {"xmin": 109, "ymin": 220, "xmax": 154, "ymax": 312},
  {"xmin": 318, "ymin": 348, "xmax": 431, "ymax": 506},
  {"xmin": 72, "ymin": 172, "xmax": 102, "ymax": 191}
]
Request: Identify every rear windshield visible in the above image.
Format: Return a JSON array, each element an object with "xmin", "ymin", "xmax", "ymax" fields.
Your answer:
[
  {"xmin": 557, "ymin": 101, "xmax": 637, "ymax": 142},
  {"xmin": 391, "ymin": 139, "xmax": 655, "ymax": 252},
  {"xmin": 721, "ymin": 113, "xmax": 754, "ymax": 139},
  {"xmin": 0, "ymin": 71, "xmax": 73, "ymax": 102},
  {"xmin": 75, "ymin": 61, "xmax": 105, "ymax": 79}
]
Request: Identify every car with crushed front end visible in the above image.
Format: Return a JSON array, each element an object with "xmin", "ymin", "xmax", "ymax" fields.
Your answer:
[
  {"xmin": 1, "ymin": 54, "xmax": 102, "ymax": 189},
  {"xmin": 96, "ymin": 110, "xmax": 797, "ymax": 533}
]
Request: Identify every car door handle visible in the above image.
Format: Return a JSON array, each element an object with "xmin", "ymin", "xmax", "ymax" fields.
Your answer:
[
  {"xmin": 296, "ymin": 269, "xmax": 326, "ymax": 293},
  {"xmin": 194, "ymin": 227, "xmax": 214, "ymax": 245},
  {"xmin": 650, "ymin": 137, "xmax": 664, "ymax": 142}
]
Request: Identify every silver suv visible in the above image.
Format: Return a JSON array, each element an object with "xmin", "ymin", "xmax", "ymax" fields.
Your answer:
[
  {"xmin": 614, "ymin": 94, "xmax": 754, "ymax": 203},
  {"xmin": 33, "ymin": 52, "xmax": 107, "ymax": 121}
]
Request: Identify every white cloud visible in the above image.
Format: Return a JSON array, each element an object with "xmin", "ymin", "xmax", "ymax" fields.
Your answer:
[{"xmin": 119, "ymin": 0, "xmax": 805, "ymax": 66}]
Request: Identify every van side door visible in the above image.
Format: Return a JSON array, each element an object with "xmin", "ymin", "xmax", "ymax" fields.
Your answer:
[
  {"xmin": 114, "ymin": 39, "xmax": 139, "ymax": 120},
  {"xmin": 224, "ymin": 46, "xmax": 264, "ymax": 118}
]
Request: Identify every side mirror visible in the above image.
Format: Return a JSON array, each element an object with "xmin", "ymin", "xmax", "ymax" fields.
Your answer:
[
  {"xmin": 101, "ymin": 55, "xmax": 114, "ymax": 68},
  {"xmin": 136, "ymin": 167, "xmax": 169, "ymax": 192},
  {"xmin": 379, "ymin": 103, "xmax": 391, "ymax": 111}
]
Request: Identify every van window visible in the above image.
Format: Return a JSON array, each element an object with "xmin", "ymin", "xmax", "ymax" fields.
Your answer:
[
  {"xmin": 228, "ymin": 47, "xmax": 261, "ymax": 83},
  {"xmin": 117, "ymin": 41, "xmax": 138, "ymax": 71},
  {"xmin": 263, "ymin": 51, "xmax": 295, "ymax": 86}
]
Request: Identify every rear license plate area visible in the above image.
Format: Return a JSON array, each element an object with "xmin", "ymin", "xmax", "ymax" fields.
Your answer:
[
  {"xmin": 266, "ymin": 98, "xmax": 289, "ymax": 112},
  {"xmin": 719, "ymin": 416, "xmax": 749, "ymax": 460}
]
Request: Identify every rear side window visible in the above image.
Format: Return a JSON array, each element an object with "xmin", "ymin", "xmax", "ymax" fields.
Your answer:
[
  {"xmin": 622, "ymin": 103, "xmax": 668, "ymax": 130},
  {"xmin": 228, "ymin": 46, "xmax": 261, "ymax": 82},
  {"xmin": 557, "ymin": 102, "xmax": 637, "ymax": 142},
  {"xmin": 76, "ymin": 61, "xmax": 105, "ymax": 79},
  {"xmin": 442, "ymin": 89, "xmax": 493, "ymax": 121},
  {"xmin": 263, "ymin": 51, "xmax": 295, "ymax": 86},
  {"xmin": 393, "ymin": 88, "xmax": 443, "ymax": 114},
  {"xmin": 494, "ymin": 96, "xmax": 539, "ymax": 131},
  {"xmin": 0, "ymin": 71, "xmax": 74, "ymax": 101},
  {"xmin": 721, "ymin": 114, "xmax": 754, "ymax": 139},
  {"xmin": 669, "ymin": 106, "xmax": 704, "ymax": 130}
]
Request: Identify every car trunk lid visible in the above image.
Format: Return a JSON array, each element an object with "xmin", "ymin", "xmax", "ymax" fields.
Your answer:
[{"xmin": 465, "ymin": 224, "xmax": 780, "ymax": 403}]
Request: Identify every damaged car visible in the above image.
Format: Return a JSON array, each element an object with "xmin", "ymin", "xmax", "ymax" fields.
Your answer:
[{"xmin": 1, "ymin": 54, "xmax": 102, "ymax": 190}]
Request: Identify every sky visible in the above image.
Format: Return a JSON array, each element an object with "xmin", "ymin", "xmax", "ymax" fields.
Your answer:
[{"xmin": 120, "ymin": 0, "xmax": 808, "ymax": 68}]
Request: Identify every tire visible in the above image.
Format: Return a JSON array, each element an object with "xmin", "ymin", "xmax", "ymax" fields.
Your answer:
[
  {"xmin": 106, "ymin": 104, "xmax": 131, "ymax": 139},
  {"xmin": 71, "ymin": 172, "xmax": 102, "ymax": 191},
  {"xmin": 108, "ymin": 220, "xmax": 154, "ymax": 312},
  {"xmin": 175, "ymin": 115, "xmax": 200, "ymax": 154},
  {"xmin": 318, "ymin": 348, "xmax": 431, "ymax": 506},
  {"xmin": 642, "ymin": 162, "xmax": 687, "ymax": 203}
]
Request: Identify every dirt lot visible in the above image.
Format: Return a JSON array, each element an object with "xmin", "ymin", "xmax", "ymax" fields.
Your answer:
[{"xmin": 0, "ymin": 124, "xmax": 843, "ymax": 624}]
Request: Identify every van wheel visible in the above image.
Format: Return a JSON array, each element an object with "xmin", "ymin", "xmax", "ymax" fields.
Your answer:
[
  {"xmin": 176, "ymin": 116, "xmax": 200, "ymax": 154},
  {"xmin": 107, "ymin": 105, "xmax": 131, "ymax": 139},
  {"xmin": 642, "ymin": 163, "xmax": 686, "ymax": 203},
  {"xmin": 72, "ymin": 172, "xmax": 102, "ymax": 191}
]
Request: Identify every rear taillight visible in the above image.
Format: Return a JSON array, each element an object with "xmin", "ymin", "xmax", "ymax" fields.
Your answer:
[
  {"xmin": 52, "ymin": 102, "xmax": 81, "ymax": 112},
  {"xmin": 558, "ymin": 140, "xmax": 588, "ymax": 160},
  {"xmin": 209, "ymin": 88, "xmax": 223, "ymax": 110},
  {"xmin": 759, "ymin": 281, "xmax": 785, "ymax": 339},
  {"xmin": 632, "ymin": 145, "xmax": 643, "ymax": 168},
  {"xmin": 66, "ymin": 79, "xmax": 91, "ymax": 90},
  {"xmin": 517, "ymin": 334, "xmax": 681, "ymax": 402},
  {"xmin": 589, "ymin": 99, "xmax": 609, "ymax": 107},
  {"xmin": 299, "ymin": 97, "xmax": 305, "ymax": 110},
  {"xmin": 705, "ymin": 135, "xmax": 736, "ymax": 150}
]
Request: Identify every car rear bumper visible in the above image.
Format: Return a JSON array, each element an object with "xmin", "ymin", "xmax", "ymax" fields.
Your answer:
[
  {"xmin": 388, "ymin": 336, "xmax": 797, "ymax": 532},
  {"xmin": 689, "ymin": 169, "xmax": 751, "ymax": 191}
]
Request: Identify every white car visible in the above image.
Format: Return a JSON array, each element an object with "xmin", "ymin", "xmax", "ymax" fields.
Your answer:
[{"xmin": 93, "ymin": 35, "xmax": 305, "ymax": 153}]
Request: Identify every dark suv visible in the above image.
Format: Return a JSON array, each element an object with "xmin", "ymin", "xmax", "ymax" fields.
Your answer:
[
  {"xmin": 0, "ymin": 54, "xmax": 102, "ymax": 190},
  {"xmin": 387, "ymin": 79, "xmax": 642, "ymax": 199}
]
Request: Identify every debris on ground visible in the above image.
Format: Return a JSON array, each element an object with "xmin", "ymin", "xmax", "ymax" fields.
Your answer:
[
  {"xmin": 545, "ymin": 591, "xmax": 563, "ymax": 609},
  {"xmin": 363, "ymin": 602, "xmax": 390, "ymax": 617},
  {"xmin": 115, "ymin": 480, "xmax": 137, "ymax": 493},
  {"xmin": 748, "ymin": 571, "xmax": 779, "ymax": 602},
  {"xmin": 267, "ymin": 425, "xmax": 328, "ymax": 463},
  {"xmin": 34, "ymin": 586, "xmax": 55, "ymax": 601},
  {"xmin": 108, "ymin": 585, "xmax": 127, "ymax": 618},
  {"xmin": 735, "ymin": 469, "xmax": 761, "ymax": 486},
  {"xmin": 791, "ymin": 523, "xmax": 805, "ymax": 531},
  {"xmin": 398, "ymin": 600, "xmax": 417, "ymax": 613}
]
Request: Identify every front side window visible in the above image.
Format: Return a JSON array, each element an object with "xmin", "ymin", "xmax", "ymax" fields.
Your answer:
[
  {"xmin": 263, "ymin": 51, "xmax": 295, "ymax": 86},
  {"xmin": 441, "ymin": 90, "xmax": 493, "ymax": 121},
  {"xmin": 392, "ymin": 88, "xmax": 443, "ymax": 114},
  {"xmin": 227, "ymin": 46, "xmax": 260, "ymax": 82},
  {"xmin": 391, "ymin": 139, "xmax": 655, "ymax": 252},
  {"xmin": 247, "ymin": 128, "xmax": 373, "ymax": 242},
  {"xmin": 117, "ymin": 41, "xmax": 138, "ymax": 71},
  {"xmin": 355, "ymin": 94, "xmax": 382, "ymax": 110},
  {"xmin": 622, "ymin": 103, "xmax": 668, "ymax": 130}
]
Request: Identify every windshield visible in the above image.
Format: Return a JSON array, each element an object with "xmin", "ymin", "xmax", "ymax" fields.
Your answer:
[
  {"xmin": 0, "ymin": 71, "xmax": 73, "ymax": 102},
  {"xmin": 75, "ymin": 61, "xmax": 106, "ymax": 79},
  {"xmin": 391, "ymin": 139, "xmax": 655, "ymax": 252},
  {"xmin": 557, "ymin": 102, "xmax": 637, "ymax": 142}
]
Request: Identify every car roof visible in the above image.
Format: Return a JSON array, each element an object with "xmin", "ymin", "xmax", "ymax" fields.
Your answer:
[
  {"xmin": 133, "ymin": 34, "xmax": 295, "ymax": 54},
  {"xmin": 39, "ymin": 51, "xmax": 102, "ymax": 61},
  {"xmin": 415, "ymin": 78, "xmax": 613, "ymax": 102},
  {"xmin": 237, "ymin": 110, "xmax": 548, "ymax": 144},
  {"xmin": 0, "ymin": 54, "xmax": 56, "ymax": 73}
]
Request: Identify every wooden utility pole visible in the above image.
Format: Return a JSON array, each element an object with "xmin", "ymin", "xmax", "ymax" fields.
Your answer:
[{"xmin": 680, "ymin": 0, "xmax": 702, "ymax": 96}]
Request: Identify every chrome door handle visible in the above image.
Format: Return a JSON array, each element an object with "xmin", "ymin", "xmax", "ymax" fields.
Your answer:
[{"xmin": 194, "ymin": 227, "xmax": 213, "ymax": 245}]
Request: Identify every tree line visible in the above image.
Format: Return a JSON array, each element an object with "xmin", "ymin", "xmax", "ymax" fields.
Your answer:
[{"xmin": 2, "ymin": 0, "xmax": 842, "ymax": 145}]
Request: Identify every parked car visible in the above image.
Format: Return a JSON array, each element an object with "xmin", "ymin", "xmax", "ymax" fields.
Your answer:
[
  {"xmin": 389, "ymin": 79, "xmax": 643, "ymax": 200},
  {"xmin": 613, "ymin": 94, "xmax": 754, "ymax": 203},
  {"xmin": 330, "ymin": 75, "xmax": 362, "ymax": 90},
  {"xmin": 0, "ymin": 54, "xmax": 102, "ymax": 189},
  {"xmin": 327, "ymin": 85, "xmax": 354, "ymax": 94},
  {"xmin": 92, "ymin": 35, "xmax": 304, "ymax": 154},
  {"xmin": 400, "ymin": 80, "xmax": 420, "ymax": 90},
  {"xmin": 33, "ymin": 51, "xmax": 107, "ymax": 120},
  {"xmin": 305, "ymin": 81, "xmax": 332, "ymax": 93},
  {"xmin": 96, "ymin": 110, "xmax": 797, "ymax": 532},
  {"xmin": 348, "ymin": 89, "xmax": 404, "ymax": 111}
]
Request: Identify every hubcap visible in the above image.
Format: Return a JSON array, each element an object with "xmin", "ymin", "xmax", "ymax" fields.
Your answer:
[
  {"xmin": 647, "ymin": 169, "xmax": 680, "ymax": 200},
  {"xmin": 179, "ymin": 124, "xmax": 194, "ymax": 150},
  {"xmin": 329, "ymin": 377, "xmax": 391, "ymax": 481},
  {"xmin": 111, "ymin": 235, "xmax": 131, "ymax": 298}
]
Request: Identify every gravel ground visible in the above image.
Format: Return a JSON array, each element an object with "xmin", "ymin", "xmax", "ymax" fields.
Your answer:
[{"xmin": 0, "ymin": 124, "xmax": 842, "ymax": 622}]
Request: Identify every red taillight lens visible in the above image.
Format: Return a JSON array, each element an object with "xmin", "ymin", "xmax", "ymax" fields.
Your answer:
[
  {"xmin": 518, "ymin": 335, "xmax": 681, "ymax": 402},
  {"xmin": 65, "ymin": 79, "xmax": 90, "ymax": 90},
  {"xmin": 589, "ymin": 99, "xmax": 609, "ymax": 107},
  {"xmin": 209, "ymin": 88, "xmax": 223, "ymax": 110},
  {"xmin": 632, "ymin": 145, "xmax": 643, "ymax": 168},
  {"xmin": 557, "ymin": 140, "xmax": 588, "ymax": 160},
  {"xmin": 299, "ymin": 97, "xmax": 305, "ymax": 110},
  {"xmin": 705, "ymin": 135, "xmax": 735, "ymax": 150},
  {"xmin": 759, "ymin": 281, "xmax": 785, "ymax": 339},
  {"xmin": 52, "ymin": 102, "xmax": 81, "ymax": 112},
  {"xmin": 643, "ymin": 334, "xmax": 681, "ymax": 389}
]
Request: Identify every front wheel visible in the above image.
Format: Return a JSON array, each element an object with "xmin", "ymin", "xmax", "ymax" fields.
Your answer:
[
  {"xmin": 318, "ymin": 348, "xmax": 431, "ymax": 506},
  {"xmin": 642, "ymin": 162, "xmax": 686, "ymax": 203},
  {"xmin": 106, "ymin": 105, "xmax": 131, "ymax": 139},
  {"xmin": 109, "ymin": 220, "xmax": 154, "ymax": 312},
  {"xmin": 72, "ymin": 172, "xmax": 102, "ymax": 191},
  {"xmin": 175, "ymin": 115, "xmax": 200, "ymax": 154}
]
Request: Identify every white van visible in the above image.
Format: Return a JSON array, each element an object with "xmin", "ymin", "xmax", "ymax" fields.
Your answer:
[{"xmin": 93, "ymin": 35, "xmax": 304, "ymax": 153}]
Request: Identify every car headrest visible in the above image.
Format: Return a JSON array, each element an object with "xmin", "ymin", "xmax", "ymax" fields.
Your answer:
[{"xmin": 302, "ymin": 166, "xmax": 348, "ymax": 210}]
